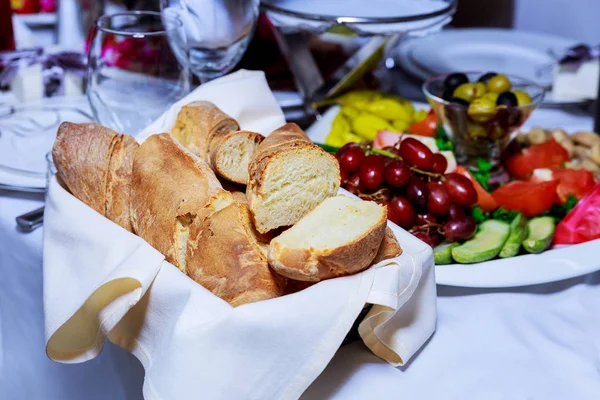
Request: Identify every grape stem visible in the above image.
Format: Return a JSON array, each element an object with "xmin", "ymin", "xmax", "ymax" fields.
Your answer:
[
  {"xmin": 369, "ymin": 147, "xmax": 444, "ymax": 179},
  {"xmin": 410, "ymin": 222, "xmax": 444, "ymax": 235}
]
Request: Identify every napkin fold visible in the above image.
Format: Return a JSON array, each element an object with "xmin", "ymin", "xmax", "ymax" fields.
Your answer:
[{"xmin": 43, "ymin": 70, "xmax": 436, "ymax": 399}]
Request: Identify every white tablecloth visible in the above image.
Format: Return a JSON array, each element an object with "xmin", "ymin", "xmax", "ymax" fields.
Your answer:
[{"xmin": 1, "ymin": 105, "xmax": 600, "ymax": 399}]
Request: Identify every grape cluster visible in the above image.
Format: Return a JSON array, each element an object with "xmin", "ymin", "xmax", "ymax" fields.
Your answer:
[{"xmin": 337, "ymin": 138, "xmax": 478, "ymax": 247}]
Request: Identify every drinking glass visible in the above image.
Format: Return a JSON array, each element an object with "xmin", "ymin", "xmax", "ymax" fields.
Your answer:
[
  {"xmin": 160, "ymin": 0, "xmax": 260, "ymax": 82},
  {"xmin": 87, "ymin": 11, "xmax": 191, "ymax": 134}
]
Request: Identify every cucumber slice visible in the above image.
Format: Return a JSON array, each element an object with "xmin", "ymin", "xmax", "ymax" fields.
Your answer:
[
  {"xmin": 522, "ymin": 216, "xmax": 555, "ymax": 254},
  {"xmin": 499, "ymin": 213, "xmax": 527, "ymax": 258},
  {"xmin": 434, "ymin": 242, "xmax": 458, "ymax": 264},
  {"xmin": 452, "ymin": 220, "xmax": 511, "ymax": 264}
]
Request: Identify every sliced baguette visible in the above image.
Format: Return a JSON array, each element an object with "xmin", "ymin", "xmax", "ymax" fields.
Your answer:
[
  {"xmin": 105, "ymin": 134, "xmax": 139, "ymax": 232},
  {"xmin": 130, "ymin": 133, "xmax": 232, "ymax": 272},
  {"xmin": 52, "ymin": 122, "xmax": 119, "ymax": 215},
  {"xmin": 187, "ymin": 201, "xmax": 286, "ymax": 307},
  {"xmin": 209, "ymin": 130, "xmax": 264, "ymax": 185},
  {"xmin": 371, "ymin": 226, "xmax": 403, "ymax": 264},
  {"xmin": 268, "ymin": 195, "xmax": 387, "ymax": 282},
  {"xmin": 247, "ymin": 123, "xmax": 340, "ymax": 233},
  {"xmin": 171, "ymin": 101, "xmax": 239, "ymax": 161}
]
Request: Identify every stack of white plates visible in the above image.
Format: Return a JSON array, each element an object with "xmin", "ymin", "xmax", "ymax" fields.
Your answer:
[
  {"xmin": 392, "ymin": 28, "xmax": 587, "ymax": 106},
  {"xmin": 0, "ymin": 95, "xmax": 92, "ymax": 192}
]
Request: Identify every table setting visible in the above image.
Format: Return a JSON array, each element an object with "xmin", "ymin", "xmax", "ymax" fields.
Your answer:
[{"xmin": 1, "ymin": 0, "xmax": 600, "ymax": 399}]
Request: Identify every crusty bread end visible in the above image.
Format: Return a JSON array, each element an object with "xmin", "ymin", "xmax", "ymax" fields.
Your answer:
[
  {"xmin": 371, "ymin": 226, "xmax": 403, "ymax": 264},
  {"xmin": 247, "ymin": 123, "xmax": 340, "ymax": 234},
  {"xmin": 210, "ymin": 130, "xmax": 264, "ymax": 185},
  {"xmin": 268, "ymin": 195, "xmax": 387, "ymax": 282}
]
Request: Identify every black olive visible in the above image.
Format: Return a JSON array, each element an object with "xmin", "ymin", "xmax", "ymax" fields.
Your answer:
[
  {"xmin": 478, "ymin": 72, "xmax": 498, "ymax": 84},
  {"xmin": 443, "ymin": 73, "xmax": 469, "ymax": 93},
  {"xmin": 496, "ymin": 91, "xmax": 518, "ymax": 107},
  {"xmin": 442, "ymin": 87, "xmax": 455, "ymax": 101},
  {"xmin": 449, "ymin": 97, "xmax": 470, "ymax": 107}
]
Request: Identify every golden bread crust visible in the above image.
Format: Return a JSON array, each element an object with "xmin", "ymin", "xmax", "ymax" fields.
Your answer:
[
  {"xmin": 186, "ymin": 201, "xmax": 286, "ymax": 306},
  {"xmin": 130, "ymin": 133, "xmax": 228, "ymax": 269},
  {"xmin": 371, "ymin": 226, "xmax": 403, "ymax": 264},
  {"xmin": 52, "ymin": 122, "xmax": 119, "ymax": 215},
  {"xmin": 171, "ymin": 101, "xmax": 239, "ymax": 161},
  {"xmin": 268, "ymin": 204, "xmax": 387, "ymax": 282},
  {"xmin": 105, "ymin": 134, "xmax": 139, "ymax": 232}
]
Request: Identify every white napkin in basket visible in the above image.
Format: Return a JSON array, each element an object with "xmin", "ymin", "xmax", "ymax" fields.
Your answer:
[{"xmin": 43, "ymin": 70, "xmax": 436, "ymax": 399}]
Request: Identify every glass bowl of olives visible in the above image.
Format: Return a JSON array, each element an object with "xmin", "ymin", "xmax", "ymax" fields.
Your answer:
[{"xmin": 423, "ymin": 71, "xmax": 545, "ymax": 175}]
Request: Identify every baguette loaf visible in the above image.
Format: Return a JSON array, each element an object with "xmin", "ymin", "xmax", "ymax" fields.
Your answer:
[
  {"xmin": 247, "ymin": 123, "xmax": 340, "ymax": 233},
  {"xmin": 209, "ymin": 130, "xmax": 264, "ymax": 185},
  {"xmin": 186, "ymin": 201, "xmax": 286, "ymax": 306},
  {"xmin": 371, "ymin": 226, "xmax": 403, "ymax": 264},
  {"xmin": 105, "ymin": 134, "xmax": 139, "ymax": 231},
  {"xmin": 52, "ymin": 122, "xmax": 119, "ymax": 215},
  {"xmin": 130, "ymin": 133, "xmax": 233, "ymax": 272},
  {"xmin": 268, "ymin": 195, "xmax": 387, "ymax": 282},
  {"xmin": 171, "ymin": 101, "xmax": 239, "ymax": 161}
]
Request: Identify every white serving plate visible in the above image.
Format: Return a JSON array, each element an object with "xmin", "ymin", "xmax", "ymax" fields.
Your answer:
[
  {"xmin": 0, "ymin": 95, "xmax": 92, "ymax": 190},
  {"xmin": 306, "ymin": 104, "xmax": 600, "ymax": 288},
  {"xmin": 392, "ymin": 28, "xmax": 588, "ymax": 107}
]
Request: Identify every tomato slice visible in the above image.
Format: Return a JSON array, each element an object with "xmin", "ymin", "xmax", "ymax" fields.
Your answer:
[
  {"xmin": 555, "ymin": 181, "xmax": 600, "ymax": 244},
  {"xmin": 455, "ymin": 166, "xmax": 498, "ymax": 213},
  {"xmin": 550, "ymin": 168, "xmax": 596, "ymax": 203},
  {"xmin": 492, "ymin": 180, "xmax": 559, "ymax": 217},
  {"xmin": 408, "ymin": 110, "xmax": 438, "ymax": 137},
  {"xmin": 505, "ymin": 139, "xmax": 569, "ymax": 180}
]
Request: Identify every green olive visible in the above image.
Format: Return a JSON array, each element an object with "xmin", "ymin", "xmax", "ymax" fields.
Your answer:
[
  {"xmin": 467, "ymin": 122, "xmax": 487, "ymax": 139},
  {"xmin": 513, "ymin": 90, "xmax": 532, "ymax": 106},
  {"xmin": 473, "ymin": 82, "xmax": 487, "ymax": 98},
  {"xmin": 482, "ymin": 91, "xmax": 499, "ymax": 104},
  {"xmin": 452, "ymin": 83, "xmax": 476, "ymax": 103},
  {"xmin": 467, "ymin": 97, "xmax": 496, "ymax": 123},
  {"xmin": 487, "ymin": 74, "xmax": 512, "ymax": 93}
]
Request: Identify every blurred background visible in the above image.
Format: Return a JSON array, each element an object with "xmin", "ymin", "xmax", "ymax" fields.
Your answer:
[{"xmin": 5, "ymin": 0, "xmax": 599, "ymax": 50}]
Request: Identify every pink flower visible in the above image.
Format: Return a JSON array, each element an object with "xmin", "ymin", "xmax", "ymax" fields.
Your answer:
[{"xmin": 40, "ymin": 0, "xmax": 57, "ymax": 12}]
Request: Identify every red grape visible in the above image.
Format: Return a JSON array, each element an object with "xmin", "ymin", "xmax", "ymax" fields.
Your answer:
[
  {"xmin": 385, "ymin": 160, "xmax": 411, "ymax": 188},
  {"xmin": 413, "ymin": 231, "xmax": 437, "ymax": 248},
  {"xmin": 388, "ymin": 196, "xmax": 416, "ymax": 229},
  {"xmin": 444, "ymin": 216, "xmax": 477, "ymax": 242},
  {"xmin": 405, "ymin": 176, "xmax": 429, "ymax": 209},
  {"xmin": 426, "ymin": 182, "xmax": 451, "ymax": 216},
  {"xmin": 338, "ymin": 146, "xmax": 365, "ymax": 173},
  {"xmin": 338, "ymin": 142, "xmax": 361, "ymax": 154},
  {"xmin": 430, "ymin": 233, "xmax": 442, "ymax": 247},
  {"xmin": 359, "ymin": 155, "xmax": 385, "ymax": 191},
  {"xmin": 345, "ymin": 173, "xmax": 361, "ymax": 195},
  {"xmin": 431, "ymin": 153, "xmax": 448, "ymax": 174},
  {"xmin": 399, "ymin": 138, "xmax": 434, "ymax": 171},
  {"xmin": 340, "ymin": 167, "xmax": 348, "ymax": 185},
  {"xmin": 443, "ymin": 173, "xmax": 478, "ymax": 207},
  {"xmin": 416, "ymin": 212, "xmax": 438, "ymax": 226},
  {"xmin": 448, "ymin": 203, "xmax": 466, "ymax": 220}
]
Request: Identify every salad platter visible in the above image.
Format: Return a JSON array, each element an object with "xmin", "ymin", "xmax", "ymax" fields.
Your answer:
[{"xmin": 307, "ymin": 73, "xmax": 600, "ymax": 287}]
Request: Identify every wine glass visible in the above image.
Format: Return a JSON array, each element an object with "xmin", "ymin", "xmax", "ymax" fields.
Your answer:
[
  {"xmin": 87, "ymin": 11, "xmax": 191, "ymax": 134},
  {"xmin": 160, "ymin": 0, "xmax": 260, "ymax": 83}
]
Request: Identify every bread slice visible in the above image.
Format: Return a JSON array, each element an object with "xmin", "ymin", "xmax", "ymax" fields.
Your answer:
[
  {"xmin": 130, "ymin": 133, "xmax": 232, "ymax": 272},
  {"xmin": 268, "ymin": 195, "xmax": 387, "ymax": 282},
  {"xmin": 209, "ymin": 130, "xmax": 264, "ymax": 185},
  {"xmin": 105, "ymin": 134, "xmax": 139, "ymax": 232},
  {"xmin": 247, "ymin": 123, "xmax": 340, "ymax": 233},
  {"xmin": 52, "ymin": 122, "xmax": 119, "ymax": 215},
  {"xmin": 371, "ymin": 227, "xmax": 403, "ymax": 264},
  {"xmin": 171, "ymin": 101, "xmax": 239, "ymax": 161},
  {"xmin": 186, "ymin": 201, "xmax": 286, "ymax": 306}
]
